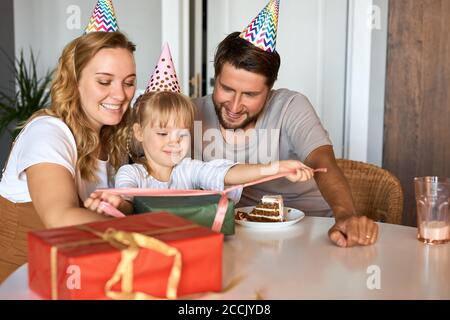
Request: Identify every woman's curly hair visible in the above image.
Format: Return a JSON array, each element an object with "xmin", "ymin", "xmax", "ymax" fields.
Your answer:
[{"xmin": 24, "ymin": 31, "xmax": 136, "ymax": 182}]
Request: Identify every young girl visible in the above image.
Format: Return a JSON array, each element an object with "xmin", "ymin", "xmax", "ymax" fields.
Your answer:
[{"xmin": 84, "ymin": 91, "xmax": 315, "ymax": 215}]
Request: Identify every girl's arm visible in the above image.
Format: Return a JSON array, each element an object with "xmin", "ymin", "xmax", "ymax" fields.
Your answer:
[
  {"xmin": 224, "ymin": 160, "xmax": 314, "ymax": 185},
  {"xmin": 84, "ymin": 191, "xmax": 134, "ymax": 216}
]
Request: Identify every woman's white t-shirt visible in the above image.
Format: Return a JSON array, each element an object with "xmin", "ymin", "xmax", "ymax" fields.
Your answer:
[{"xmin": 0, "ymin": 116, "xmax": 112, "ymax": 203}]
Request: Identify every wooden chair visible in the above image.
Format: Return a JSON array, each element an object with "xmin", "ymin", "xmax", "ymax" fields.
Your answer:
[{"xmin": 336, "ymin": 159, "xmax": 404, "ymax": 225}]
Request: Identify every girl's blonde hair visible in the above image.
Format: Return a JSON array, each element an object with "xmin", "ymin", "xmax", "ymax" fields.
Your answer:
[
  {"xmin": 127, "ymin": 91, "xmax": 195, "ymax": 175},
  {"xmin": 24, "ymin": 31, "xmax": 135, "ymax": 182}
]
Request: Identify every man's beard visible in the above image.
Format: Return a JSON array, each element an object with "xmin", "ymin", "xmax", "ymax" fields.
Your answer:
[{"xmin": 213, "ymin": 102, "xmax": 260, "ymax": 130}]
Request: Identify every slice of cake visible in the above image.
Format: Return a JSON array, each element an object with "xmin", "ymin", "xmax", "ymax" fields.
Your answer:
[{"xmin": 248, "ymin": 195, "xmax": 284, "ymax": 222}]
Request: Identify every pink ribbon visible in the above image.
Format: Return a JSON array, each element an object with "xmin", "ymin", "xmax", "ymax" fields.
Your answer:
[{"xmin": 96, "ymin": 168, "xmax": 327, "ymax": 232}]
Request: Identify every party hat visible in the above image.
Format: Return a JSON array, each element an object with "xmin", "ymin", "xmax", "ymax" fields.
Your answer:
[
  {"xmin": 84, "ymin": 0, "xmax": 119, "ymax": 34},
  {"xmin": 145, "ymin": 43, "xmax": 181, "ymax": 93},
  {"xmin": 239, "ymin": 0, "xmax": 280, "ymax": 52}
]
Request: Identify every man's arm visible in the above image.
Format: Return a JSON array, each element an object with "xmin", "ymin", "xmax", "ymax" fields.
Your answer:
[
  {"xmin": 304, "ymin": 145, "xmax": 356, "ymax": 219},
  {"xmin": 304, "ymin": 145, "xmax": 379, "ymax": 247}
]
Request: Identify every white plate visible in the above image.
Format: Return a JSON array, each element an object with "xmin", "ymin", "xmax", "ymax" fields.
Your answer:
[{"xmin": 235, "ymin": 206, "xmax": 305, "ymax": 229}]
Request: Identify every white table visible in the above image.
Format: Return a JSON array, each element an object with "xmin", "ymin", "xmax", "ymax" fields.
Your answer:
[{"xmin": 1, "ymin": 217, "xmax": 449, "ymax": 299}]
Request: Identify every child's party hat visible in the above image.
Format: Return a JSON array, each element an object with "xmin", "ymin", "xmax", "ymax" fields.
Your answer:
[{"xmin": 146, "ymin": 43, "xmax": 181, "ymax": 93}]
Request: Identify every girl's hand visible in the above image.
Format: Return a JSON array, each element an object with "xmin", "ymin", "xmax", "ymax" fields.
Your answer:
[
  {"xmin": 84, "ymin": 191, "xmax": 124, "ymax": 215},
  {"xmin": 275, "ymin": 160, "xmax": 315, "ymax": 182}
]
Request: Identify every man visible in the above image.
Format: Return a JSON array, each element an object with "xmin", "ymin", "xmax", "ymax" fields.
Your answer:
[{"xmin": 193, "ymin": 29, "xmax": 378, "ymax": 247}]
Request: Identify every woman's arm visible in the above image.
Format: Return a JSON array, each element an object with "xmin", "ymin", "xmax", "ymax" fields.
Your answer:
[
  {"xmin": 27, "ymin": 163, "xmax": 111, "ymax": 228},
  {"xmin": 224, "ymin": 160, "xmax": 314, "ymax": 185}
]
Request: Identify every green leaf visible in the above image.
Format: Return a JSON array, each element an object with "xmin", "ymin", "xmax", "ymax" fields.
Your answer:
[{"xmin": 0, "ymin": 48, "xmax": 53, "ymax": 138}]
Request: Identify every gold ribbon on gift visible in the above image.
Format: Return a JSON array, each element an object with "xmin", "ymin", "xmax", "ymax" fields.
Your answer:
[{"xmin": 50, "ymin": 224, "xmax": 197, "ymax": 300}]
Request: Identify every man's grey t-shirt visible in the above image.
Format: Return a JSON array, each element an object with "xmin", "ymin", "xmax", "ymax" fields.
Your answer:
[{"xmin": 193, "ymin": 88, "xmax": 333, "ymax": 217}]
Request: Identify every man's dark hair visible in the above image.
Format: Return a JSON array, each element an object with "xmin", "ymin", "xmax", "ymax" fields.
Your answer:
[{"xmin": 214, "ymin": 32, "xmax": 281, "ymax": 88}]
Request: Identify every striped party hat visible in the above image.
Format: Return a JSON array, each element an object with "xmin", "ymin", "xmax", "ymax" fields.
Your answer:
[
  {"xmin": 145, "ymin": 43, "xmax": 181, "ymax": 93},
  {"xmin": 239, "ymin": 0, "xmax": 280, "ymax": 52},
  {"xmin": 84, "ymin": 0, "xmax": 119, "ymax": 34}
]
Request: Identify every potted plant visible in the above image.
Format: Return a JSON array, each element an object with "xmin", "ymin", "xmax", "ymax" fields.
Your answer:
[{"xmin": 0, "ymin": 50, "xmax": 53, "ymax": 139}]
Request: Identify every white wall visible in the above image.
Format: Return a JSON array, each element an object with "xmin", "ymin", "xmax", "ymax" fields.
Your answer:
[
  {"xmin": 161, "ymin": 0, "xmax": 190, "ymax": 94},
  {"xmin": 344, "ymin": 0, "xmax": 388, "ymax": 166},
  {"xmin": 14, "ymin": 0, "xmax": 162, "ymax": 91},
  {"xmin": 367, "ymin": 0, "xmax": 388, "ymax": 166},
  {"xmin": 316, "ymin": 0, "xmax": 348, "ymax": 159},
  {"xmin": 345, "ymin": 0, "xmax": 372, "ymax": 162}
]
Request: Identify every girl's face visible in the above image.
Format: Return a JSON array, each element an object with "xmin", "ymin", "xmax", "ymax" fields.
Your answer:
[
  {"xmin": 133, "ymin": 117, "xmax": 191, "ymax": 168},
  {"xmin": 78, "ymin": 48, "xmax": 136, "ymax": 132}
]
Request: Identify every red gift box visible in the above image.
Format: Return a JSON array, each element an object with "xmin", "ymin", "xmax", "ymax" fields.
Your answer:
[{"xmin": 28, "ymin": 212, "xmax": 223, "ymax": 300}]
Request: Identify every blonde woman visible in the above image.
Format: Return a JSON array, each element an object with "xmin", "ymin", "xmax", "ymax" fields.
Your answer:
[{"xmin": 0, "ymin": 31, "xmax": 136, "ymax": 282}]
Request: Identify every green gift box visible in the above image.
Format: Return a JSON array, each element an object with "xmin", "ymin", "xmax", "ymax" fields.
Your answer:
[{"xmin": 133, "ymin": 194, "xmax": 235, "ymax": 235}]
